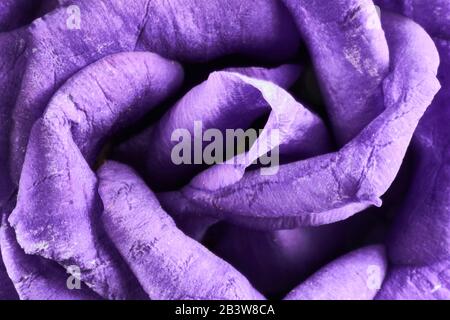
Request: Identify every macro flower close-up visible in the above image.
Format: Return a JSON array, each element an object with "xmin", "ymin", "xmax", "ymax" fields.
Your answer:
[{"xmin": 0, "ymin": 0, "xmax": 449, "ymax": 302}]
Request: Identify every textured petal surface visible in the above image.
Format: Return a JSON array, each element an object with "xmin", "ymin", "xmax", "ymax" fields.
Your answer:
[
  {"xmin": 0, "ymin": 0, "xmax": 447, "ymax": 301},
  {"xmin": 1, "ymin": 215, "xmax": 99, "ymax": 300},
  {"xmin": 159, "ymin": 12, "xmax": 440, "ymax": 229},
  {"xmin": 7, "ymin": 0, "xmax": 300, "ymax": 183},
  {"xmin": 282, "ymin": 0, "xmax": 389, "ymax": 143},
  {"xmin": 98, "ymin": 161, "xmax": 264, "ymax": 300},
  {"xmin": 387, "ymin": 40, "xmax": 450, "ymax": 265},
  {"xmin": 0, "ymin": 30, "xmax": 27, "ymax": 209},
  {"xmin": 376, "ymin": 0, "xmax": 450, "ymax": 38},
  {"xmin": 0, "ymin": 212, "xmax": 18, "ymax": 300},
  {"xmin": 117, "ymin": 64, "xmax": 313, "ymax": 189},
  {"xmin": 376, "ymin": 261, "xmax": 450, "ymax": 300},
  {"xmin": 9, "ymin": 52, "xmax": 183, "ymax": 299}
]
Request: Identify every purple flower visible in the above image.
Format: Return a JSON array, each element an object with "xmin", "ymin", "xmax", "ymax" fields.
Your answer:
[{"xmin": 0, "ymin": 0, "xmax": 448, "ymax": 300}]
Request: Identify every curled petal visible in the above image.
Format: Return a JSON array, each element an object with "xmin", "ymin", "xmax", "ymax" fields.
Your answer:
[
  {"xmin": 98, "ymin": 161, "xmax": 264, "ymax": 300},
  {"xmin": 159, "ymin": 12, "xmax": 440, "ymax": 229},
  {"xmin": 186, "ymin": 73, "xmax": 331, "ymax": 191},
  {"xmin": 163, "ymin": 65, "xmax": 329, "ymax": 243},
  {"xmin": 8, "ymin": 0, "xmax": 300, "ymax": 182},
  {"xmin": 388, "ymin": 39, "xmax": 450, "ymax": 265},
  {"xmin": 117, "ymin": 64, "xmax": 314, "ymax": 190},
  {"xmin": 282, "ymin": 0, "xmax": 390, "ymax": 143},
  {"xmin": 1, "ymin": 215, "xmax": 99, "ymax": 300},
  {"xmin": 9, "ymin": 52, "xmax": 183, "ymax": 299},
  {"xmin": 376, "ymin": 0, "xmax": 450, "ymax": 39}
]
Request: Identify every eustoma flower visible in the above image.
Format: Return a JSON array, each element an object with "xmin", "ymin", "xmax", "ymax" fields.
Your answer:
[{"xmin": 0, "ymin": 0, "xmax": 447, "ymax": 300}]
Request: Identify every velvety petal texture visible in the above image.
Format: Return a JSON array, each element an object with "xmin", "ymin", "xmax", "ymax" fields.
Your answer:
[
  {"xmin": 0, "ymin": 213, "xmax": 18, "ymax": 300},
  {"xmin": 282, "ymin": 0, "xmax": 390, "ymax": 144},
  {"xmin": 117, "ymin": 64, "xmax": 312, "ymax": 189},
  {"xmin": 0, "ymin": 0, "xmax": 447, "ymax": 301},
  {"xmin": 9, "ymin": 52, "xmax": 183, "ymax": 299},
  {"xmin": 1, "ymin": 215, "xmax": 100, "ymax": 300},
  {"xmin": 375, "ymin": 0, "xmax": 450, "ymax": 267},
  {"xmin": 369, "ymin": 0, "xmax": 450, "ymax": 301},
  {"xmin": 376, "ymin": 261, "xmax": 450, "ymax": 300},
  {"xmin": 0, "ymin": 31, "xmax": 25, "ymax": 209},
  {"xmin": 98, "ymin": 161, "xmax": 264, "ymax": 300},
  {"xmin": 376, "ymin": 0, "xmax": 450, "ymax": 38},
  {"xmin": 159, "ymin": 11, "xmax": 440, "ymax": 230},
  {"xmin": 7, "ymin": 0, "xmax": 300, "ymax": 184}
]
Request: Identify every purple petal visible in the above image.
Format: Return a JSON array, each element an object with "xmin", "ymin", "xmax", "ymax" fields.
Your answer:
[
  {"xmin": 159, "ymin": 12, "xmax": 440, "ymax": 230},
  {"xmin": 117, "ymin": 64, "xmax": 313, "ymax": 190},
  {"xmin": 376, "ymin": 0, "xmax": 450, "ymax": 39},
  {"xmin": 1, "ymin": 215, "xmax": 99, "ymax": 300},
  {"xmin": 7, "ymin": 0, "xmax": 300, "ymax": 183},
  {"xmin": 387, "ymin": 39, "xmax": 450, "ymax": 265},
  {"xmin": 188, "ymin": 72, "xmax": 330, "ymax": 191},
  {"xmin": 9, "ymin": 52, "xmax": 182, "ymax": 299},
  {"xmin": 0, "ymin": 0, "xmax": 38, "ymax": 32},
  {"xmin": 98, "ymin": 161, "xmax": 264, "ymax": 300},
  {"xmin": 0, "ymin": 30, "xmax": 27, "ymax": 208},
  {"xmin": 376, "ymin": 261, "xmax": 450, "ymax": 300},
  {"xmin": 282, "ymin": 0, "xmax": 390, "ymax": 143},
  {"xmin": 207, "ymin": 209, "xmax": 387, "ymax": 297},
  {"xmin": 0, "ymin": 211, "xmax": 18, "ymax": 300},
  {"xmin": 284, "ymin": 245, "xmax": 387, "ymax": 300}
]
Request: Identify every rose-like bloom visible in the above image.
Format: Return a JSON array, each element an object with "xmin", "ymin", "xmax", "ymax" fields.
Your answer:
[{"xmin": 0, "ymin": 0, "xmax": 448, "ymax": 300}]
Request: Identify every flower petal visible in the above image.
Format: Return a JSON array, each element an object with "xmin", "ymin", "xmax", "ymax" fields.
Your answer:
[
  {"xmin": 284, "ymin": 245, "xmax": 387, "ymax": 300},
  {"xmin": 1, "ymin": 214, "xmax": 99, "ymax": 300},
  {"xmin": 282, "ymin": 0, "xmax": 390, "ymax": 143},
  {"xmin": 376, "ymin": 261, "xmax": 450, "ymax": 300},
  {"xmin": 159, "ymin": 12, "xmax": 440, "ymax": 230},
  {"xmin": 117, "ymin": 64, "xmax": 326, "ymax": 190},
  {"xmin": 9, "ymin": 52, "xmax": 182, "ymax": 299},
  {"xmin": 98, "ymin": 161, "xmax": 264, "ymax": 300},
  {"xmin": 8, "ymin": 0, "xmax": 300, "ymax": 183},
  {"xmin": 387, "ymin": 39, "xmax": 450, "ymax": 265}
]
